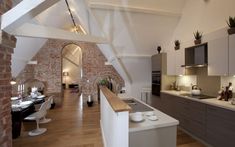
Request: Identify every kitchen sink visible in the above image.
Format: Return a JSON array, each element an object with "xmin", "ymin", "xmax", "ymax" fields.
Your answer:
[
  {"xmin": 123, "ymin": 99, "xmax": 153, "ymax": 112},
  {"xmin": 179, "ymin": 93, "xmax": 214, "ymax": 99}
]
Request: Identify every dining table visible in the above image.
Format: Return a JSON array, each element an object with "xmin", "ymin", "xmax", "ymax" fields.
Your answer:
[{"xmin": 11, "ymin": 95, "xmax": 46, "ymax": 139}]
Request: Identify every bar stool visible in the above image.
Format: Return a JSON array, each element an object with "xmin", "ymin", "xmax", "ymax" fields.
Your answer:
[{"xmin": 141, "ymin": 87, "xmax": 151, "ymax": 104}]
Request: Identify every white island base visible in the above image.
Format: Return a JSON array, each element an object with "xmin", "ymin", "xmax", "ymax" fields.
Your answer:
[
  {"xmin": 126, "ymin": 98, "xmax": 179, "ymax": 147},
  {"xmin": 130, "ymin": 126, "xmax": 177, "ymax": 147}
]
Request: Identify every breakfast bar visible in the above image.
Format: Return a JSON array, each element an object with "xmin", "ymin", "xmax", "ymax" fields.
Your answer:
[{"xmin": 100, "ymin": 87, "xmax": 179, "ymax": 147}]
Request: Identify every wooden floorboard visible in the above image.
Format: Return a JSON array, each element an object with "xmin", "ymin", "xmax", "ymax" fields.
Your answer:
[{"xmin": 13, "ymin": 90, "xmax": 205, "ymax": 147}]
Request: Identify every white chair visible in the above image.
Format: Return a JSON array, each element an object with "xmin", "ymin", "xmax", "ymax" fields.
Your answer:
[
  {"xmin": 39, "ymin": 96, "xmax": 53, "ymax": 124},
  {"xmin": 24, "ymin": 101, "xmax": 50, "ymax": 136}
]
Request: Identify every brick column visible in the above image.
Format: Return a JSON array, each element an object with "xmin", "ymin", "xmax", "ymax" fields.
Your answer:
[
  {"xmin": 0, "ymin": 32, "xmax": 16, "ymax": 147},
  {"xmin": 0, "ymin": 0, "xmax": 15, "ymax": 146}
]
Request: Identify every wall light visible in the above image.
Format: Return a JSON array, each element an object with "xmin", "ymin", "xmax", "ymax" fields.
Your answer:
[
  {"xmin": 63, "ymin": 72, "xmax": 69, "ymax": 76},
  {"xmin": 233, "ymin": 75, "xmax": 235, "ymax": 78},
  {"xmin": 10, "ymin": 78, "xmax": 17, "ymax": 85}
]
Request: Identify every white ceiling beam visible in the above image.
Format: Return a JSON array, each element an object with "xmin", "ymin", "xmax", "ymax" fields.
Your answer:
[
  {"xmin": 89, "ymin": 2, "xmax": 182, "ymax": 17},
  {"xmin": 83, "ymin": 1, "xmax": 133, "ymax": 83},
  {"xmin": 117, "ymin": 54, "xmax": 151, "ymax": 59},
  {"xmin": 63, "ymin": 56, "xmax": 80, "ymax": 68},
  {"xmin": 11, "ymin": 23, "xmax": 109, "ymax": 44},
  {"xmin": 1, "ymin": 0, "xmax": 60, "ymax": 33}
]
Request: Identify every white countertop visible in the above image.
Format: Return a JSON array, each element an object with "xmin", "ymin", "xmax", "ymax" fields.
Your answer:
[
  {"xmin": 161, "ymin": 90, "xmax": 235, "ymax": 112},
  {"xmin": 118, "ymin": 95, "xmax": 179, "ymax": 133}
]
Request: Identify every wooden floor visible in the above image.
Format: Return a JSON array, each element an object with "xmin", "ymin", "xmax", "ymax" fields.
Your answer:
[
  {"xmin": 13, "ymin": 90, "xmax": 205, "ymax": 147},
  {"xmin": 13, "ymin": 90, "xmax": 103, "ymax": 147}
]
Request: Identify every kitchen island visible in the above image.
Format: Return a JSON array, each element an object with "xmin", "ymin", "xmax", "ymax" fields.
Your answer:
[
  {"xmin": 100, "ymin": 87, "xmax": 179, "ymax": 147},
  {"xmin": 126, "ymin": 98, "xmax": 179, "ymax": 147}
]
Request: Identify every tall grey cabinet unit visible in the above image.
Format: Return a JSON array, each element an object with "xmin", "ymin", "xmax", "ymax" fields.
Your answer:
[{"xmin": 151, "ymin": 53, "xmax": 166, "ymax": 74}]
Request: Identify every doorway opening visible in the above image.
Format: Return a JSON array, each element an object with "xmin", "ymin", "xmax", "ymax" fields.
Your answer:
[{"xmin": 62, "ymin": 44, "xmax": 82, "ymax": 94}]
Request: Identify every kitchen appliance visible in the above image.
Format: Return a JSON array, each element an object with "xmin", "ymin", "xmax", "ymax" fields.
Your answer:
[
  {"xmin": 179, "ymin": 93, "xmax": 213, "ymax": 99},
  {"xmin": 182, "ymin": 43, "xmax": 208, "ymax": 68},
  {"xmin": 152, "ymin": 71, "xmax": 161, "ymax": 96},
  {"xmin": 123, "ymin": 99, "xmax": 153, "ymax": 112},
  {"xmin": 191, "ymin": 85, "xmax": 201, "ymax": 95}
]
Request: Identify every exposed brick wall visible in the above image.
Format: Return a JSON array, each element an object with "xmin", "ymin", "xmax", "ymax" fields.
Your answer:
[
  {"xmin": 16, "ymin": 39, "xmax": 124, "ymax": 103},
  {"xmin": 0, "ymin": 1, "xmax": 15, "ymax": 147},
  {"xmin": 0, "ymin": 0, "xmax": 12, "ymax": 15}
]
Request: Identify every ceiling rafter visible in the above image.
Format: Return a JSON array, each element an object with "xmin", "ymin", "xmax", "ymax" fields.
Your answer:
[
  {"xmin": 1, "ymin": 0, "xmax": 60, "ymax": 33},
  {"xmin": 11, "ymin": 23, "xmax": 108, "ymax": 43},
  {"xmin": 88, "ymin": 2, "xmax": 182, "ymax": 17},
  {"xmin": 63, "ymin": 56, "xmax": 80, "ymax": 68}
]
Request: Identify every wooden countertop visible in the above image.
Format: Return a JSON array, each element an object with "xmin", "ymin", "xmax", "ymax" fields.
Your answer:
[{"xmin": 100, "ymin": 87, "xmax": 131, "ymax": 112}]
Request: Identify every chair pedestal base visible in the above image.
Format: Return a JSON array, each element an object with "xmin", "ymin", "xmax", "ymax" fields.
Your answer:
[
  {"xmin": 40, "ymin": 118, "xmax": 52, "ymax": 124},
  {"xmin": 29, "ymin": 128, "xmax": 47, "ymax": 136}
]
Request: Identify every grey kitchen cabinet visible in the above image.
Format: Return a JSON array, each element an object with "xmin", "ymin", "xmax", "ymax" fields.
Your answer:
[
  {"xmin": 150, "ymin": 95, "xmax": 162, "ymax": 111},
  {"xmin": 151, "ymin": 53, "xmax": 167, "ymax": 74},
  {"xmin": 160, "ymin": 93, "xmax": 206, "ymax": 140},
  {"xmin": 151, "ymin": 54, "xmax": 161, "ymax": 71},
  {"xmin": 160, "ymin": 92, "xmax": 235, "ymax": 146},
  {"xmin": 206, "ymin": 105, "xmax": 235, "ymax": 147}
]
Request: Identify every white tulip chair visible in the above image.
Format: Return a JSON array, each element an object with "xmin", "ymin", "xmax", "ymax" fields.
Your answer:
[
  {"xmin": 39, "ymin": 96, "xmax": 53, "ymax": 124},
  {"xmin": 24, "ymin": 101, "xmax": 49, "ymax": 136}
]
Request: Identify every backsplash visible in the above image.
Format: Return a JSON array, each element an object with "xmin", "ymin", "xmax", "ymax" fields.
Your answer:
[
  {"xmin": 176, "ymin": 75, "xmax": 197, "ymax": 87},
  {"xmin": 221, "ymin": 76, "xmax": 235, "ymax": 90},
  {"xmin": 176, "ymin": 67, "xmax": 220, "ymax": 96},
  {"xmin": 196, "ymin": 68, "xmax": 220, "ymax": 97},
  {"xmin": 167, "ymin": 68, "xmax": 235, "ymax": 97}
]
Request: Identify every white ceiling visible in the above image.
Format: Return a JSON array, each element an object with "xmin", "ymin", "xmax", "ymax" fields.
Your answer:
[{"xmin": 10, "ymin": 0, "xmax": 188, "ymax": 78}]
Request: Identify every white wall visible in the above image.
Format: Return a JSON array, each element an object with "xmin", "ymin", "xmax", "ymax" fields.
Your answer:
[
  {"xmin": 171, "ymin": 0, "xmax": 235, "ymax": 43},
  {"xmin": 11, "ymin": 37, "xmax": 47, "ymax": 77},
  {"xmin": 120, "ymin": 57, "xmax": 152, "ymax": 99},
  {"xmin": 90, "ymin": 5, "xmax": 182, "ymax": 98}
]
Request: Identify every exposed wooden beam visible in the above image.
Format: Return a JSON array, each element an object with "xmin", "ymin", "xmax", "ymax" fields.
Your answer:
[
  {"xmin": 11, "ymin": 23, "xmax": 109, "ymax": 44},
  {"xmin": 63, "ymin": 56, "xmax": 79, "ymax": 68},
  {"xmin": 1, "ymin": 0, "xmax": 60, "ymax": 33},
  {"xmin": 89, "ymin": 2, "xmax": 182, "ymax": 17}
]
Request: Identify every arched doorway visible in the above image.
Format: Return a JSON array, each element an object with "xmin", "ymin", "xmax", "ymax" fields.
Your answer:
[{"xmin": 61, "ymin": 44, "xmax": 82, "ymax": 93}]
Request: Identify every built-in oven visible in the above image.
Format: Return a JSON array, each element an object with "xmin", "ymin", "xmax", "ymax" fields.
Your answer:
[{"xmin": 152, "ymin": 71, "xmax": 161, "ymax": 96}]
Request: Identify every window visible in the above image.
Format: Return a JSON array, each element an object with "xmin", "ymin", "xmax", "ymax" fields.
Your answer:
[{"xmin": 17, "ymin": 84, "xmax": 24, "ymax": 95}]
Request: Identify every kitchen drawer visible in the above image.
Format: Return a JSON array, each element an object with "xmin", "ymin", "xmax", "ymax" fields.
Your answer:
[
  {"xmin": 207, "ymin": 105, "xmax": 235, "ymax": 122},
  {"xmin": 206, "ymin": 105, "xmax": 235, "ymax": 147},
  {"xmin": 177, "ymin": 100, "xmax": 206, "ymax": 124},
  {"xmin": 179, "ymin": 115, "xmax": 206, "ymax": 139},
  {"xmin": 207, "ymin": 113, "xmax": 235, "ymax": 134},
  {"xmin": 207, "ymin": 130, "xmax": 235, "ymax": 147}
]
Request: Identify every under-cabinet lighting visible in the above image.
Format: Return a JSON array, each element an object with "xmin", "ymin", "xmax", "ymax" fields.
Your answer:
[{"xmin": 179, "ymin": 75, "xmax": 183, "ymax": 77}]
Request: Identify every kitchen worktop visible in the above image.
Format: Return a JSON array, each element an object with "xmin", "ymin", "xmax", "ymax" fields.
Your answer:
[
  {"xmin": 118, "ymin": 95, "xmax": 179, "ymax": 133},
  {"xmin": 162, "ymin": 90, "xmax": 235, "ymax": 112}
]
